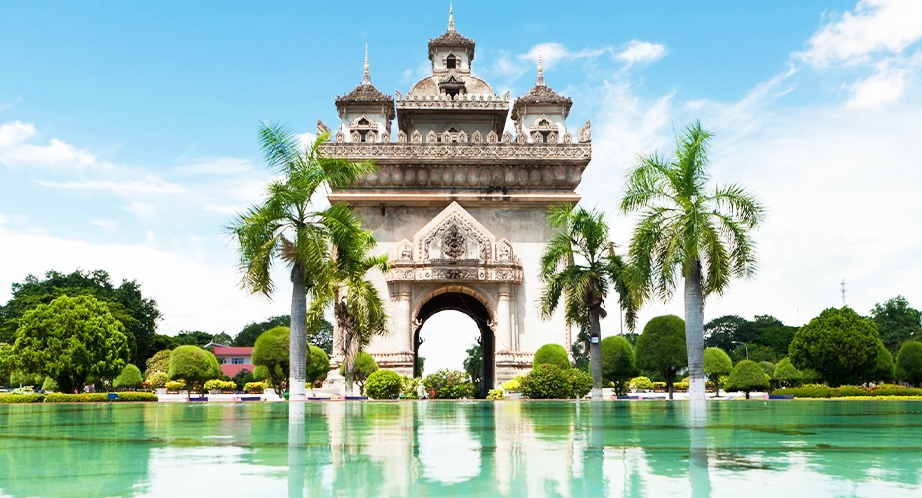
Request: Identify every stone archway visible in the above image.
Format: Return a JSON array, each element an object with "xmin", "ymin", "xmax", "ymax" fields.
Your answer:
[{"xmin": 413, "ymin": 290, "xmax": 495, "ymax": 397}]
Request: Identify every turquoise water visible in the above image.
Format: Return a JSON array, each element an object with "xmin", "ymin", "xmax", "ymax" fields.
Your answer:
[{"xmin": 1, "ymin": 400, "xmax": 921, "ymax": 497}]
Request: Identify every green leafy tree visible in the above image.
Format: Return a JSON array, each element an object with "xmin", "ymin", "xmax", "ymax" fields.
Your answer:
[
  {"xmin": 635, "ymin": 315, "xmax": 687, "ymax": 399},
  {"xmin": 0, "ymin": 269, "xmax": 161, "ymax": 367},
  {"xmin": 339, "ymin": 351, "xmax": 378, "ymax": 395},
  {"xmin": 0, "ymin": 343, "xmax": 17, "ymax": 384},
  {"xmin": 538, "ymin": 205, "xmax": 637, "ymax": 400},
  {"xmin": 144, "ymin": 349, "xmax": 172, "ymax": 379},
  {"xmin": 233, "ymin": 315, "xmax": 290, "ymax": 347},
  {"xmin": 773, "ymin": 358, "xmax": 801, "ymax": 388},
  {"xmin": 41, "ymin": 376, "xmax": 59, "ymax": 392},
  {"xmin": 533, "ymin": 343, "xmax": 571, "ymax": 370},
  {"xmin": 759, "ymin": 361, "xmax": 776, "ymax": 380},
  {"xmin": 365, "ymin": 370, "xmax": 402, "ymax": 400},
  {"xmin": 14, "ymin": 294, "xmax": 129, "ymax": 393},
  {"xmin": 252, "ymin": 326, "xmax": 290, "ymax": 397},
  {"xmin": 305, "ymin": 345, "xmax": 330, "ymax": 391},
  {"xmin": 232, "ymin": 368, "xmax": 254, "ymax": 391},
  {"xmin": 601, "ymin": 336, "xmax": 636, "ymax": 395},
  {"xmin": 621, "ymin": 121, "xmax": 765, "ymax": 400},
  {"xmin": 463, "ymin": 343, "xmax": 483, "ymax": 392},
  {"xmin": 229, "ymin": 123, "xmax": 374, "ymax": 401},
  {"xmin": 725, "ymin": 360, "xmax": 769, "ymax": 399},
  {"xmin": 896, "ymin": 342, "xmax": 922, "ymax": 387},
  {"xmin": 703, "ymin": 347, "xmax": 732, "ymax": 397},
  {"xmin": 168, "ymin": 345, "xmax": 222, "ymax": 396},
  {"xmin": 789, "ymin": 307, "xmax": 880, "ymax": 387},
  {"xmin": 113, "ymin": 364, "xmax": 143, "ymax": 390},
  {"xmin": 873, "ymin": 341, "xmax": 895, "ymax": 383},
  {"xmin": 872, "ymin": 296, "xmax": 922, "ymax": 353},
  {"xmin": 174, "ymin": 331, "xmax": 214, "ymax": 347}
]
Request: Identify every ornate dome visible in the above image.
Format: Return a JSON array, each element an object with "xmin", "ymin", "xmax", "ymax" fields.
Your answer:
[{"xmin": 427, "ymin": 5, "xmax": 475, "ymax": 61}]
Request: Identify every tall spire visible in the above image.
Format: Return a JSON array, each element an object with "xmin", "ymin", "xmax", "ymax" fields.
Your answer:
[
  {"xmin": 362, "ymin": 43, "xmax": 371, "ymax": 85},
  {"xmin": 536, "ymin": 51, "xmax": 545, "ymax": 86},
  {"xmin": 448, "ymin": 2, "xmax": 455, "ymax": 31}
]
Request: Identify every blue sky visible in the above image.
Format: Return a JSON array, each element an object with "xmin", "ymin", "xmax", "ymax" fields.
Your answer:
[{"xmin": 2, "ymin": 1, "xmax": 921, "ymax": 371}]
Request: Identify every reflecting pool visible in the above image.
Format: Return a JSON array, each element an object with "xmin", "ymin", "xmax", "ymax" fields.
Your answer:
[{"xmin": 1, "ymin": 400, "xmax": 921, "ymax": 497}]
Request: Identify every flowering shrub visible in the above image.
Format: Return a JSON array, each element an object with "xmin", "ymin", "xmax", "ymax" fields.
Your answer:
[
  {"xmin": 422, "ymin": 369, "xmax": 475, "ymax": 399},
  {"xmin": 164, "ymin": 380, "xmax": 186, "ymax": 391},
  {"xmin": 365, "ymin": 370, "xmax": 402, "ymax": 400},
  {"xmin": 486, "ymin": 389, "xmax": 504, "ymax": 400},
  {"xmin": 244, "ymin": 382, "xmax": 265, "ymax": 393},
  {"xmin": 204, "ymin": 380, "xmax": 236, "ymax": 392},
  {"xmin": 400, "ymin": 376, "xmax": 421, "ymax": 398}
]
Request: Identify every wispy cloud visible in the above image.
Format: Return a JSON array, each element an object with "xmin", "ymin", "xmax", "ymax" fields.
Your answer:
[
  {"xmin": 88, "ymin": 219, "xmax": 116, "ymax": 230},
  {"xmin": 614, "ymin": 40, "xmax": 667, "ymax": 66},
  {"xmin": 0, "ymin": 120, "xmax": 99, "ymax": 171}
]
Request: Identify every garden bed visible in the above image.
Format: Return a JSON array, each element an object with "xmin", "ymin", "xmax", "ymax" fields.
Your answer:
[{"xmin": 0, "ymin": 392, "xmax": 158, "ymax": 403}]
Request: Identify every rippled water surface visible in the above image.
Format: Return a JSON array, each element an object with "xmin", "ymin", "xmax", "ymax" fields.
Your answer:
[{"xmin": 1, "ymin": 400, "xmax": 922, "ymax": 497}]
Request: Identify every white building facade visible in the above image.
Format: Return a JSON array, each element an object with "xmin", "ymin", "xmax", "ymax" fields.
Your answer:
[{"xmin": 319, "ymin": 12, "xmax": 592, "ymax": 389}]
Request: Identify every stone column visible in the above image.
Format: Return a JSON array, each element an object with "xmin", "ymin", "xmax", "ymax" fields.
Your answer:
[
  {"xmin": 496, "ymin": 284, "xmax": 512, "ymax": 351},
  {"xmin": 394, "ymin": 283, "xmax": 413, "ymax": 352}
]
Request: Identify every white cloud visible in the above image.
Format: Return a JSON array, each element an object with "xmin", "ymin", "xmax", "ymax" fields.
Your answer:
[
  {"xmin": 0, "ymin": 223, "xmax": 290, "ymax": 336},
  {"xmin": 89, "ymin": 219, "xmax": 116, "ymax": 230},
  {"xmin": 519, "ymin": 43, "xmax": 607, "ymax": 69},
  {"xmin": 614, "ymin": 40, "xmax": 667, "ymax": 66},
  {"xmin": 173, "ymin": 157, "xmax": 253, "ymax": 176},
  {"xmin": 0, "ymin": 120, "xmax": 98, "ymax": 170},
  {"xmin": 796, "ymin": 0, "xmax": 922, "ymax": 67},
  {"xmin": 36, "ymin": 177, "xmax": 187, "ymax": 196}
]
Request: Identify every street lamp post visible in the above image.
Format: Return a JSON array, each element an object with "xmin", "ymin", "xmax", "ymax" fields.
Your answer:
[{"xmin": 731, "ymin": 341, "xmax": 749, "ymax": 361}]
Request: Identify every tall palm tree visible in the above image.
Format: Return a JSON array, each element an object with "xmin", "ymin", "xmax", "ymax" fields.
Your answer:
[
  {"xmin": 229, "ymin": 122, "xmax": 374, "ymax": 401},
  {"xmin": 620, "ymin": 120, "xmax": 764, "ymax": 401},
  {"xmin": 539, "ymin": 204, "xmax": 637, "ymax": 400},
  {"xmin": 306, "ymin": 214, "xmax": 389, "ymax": 396}
]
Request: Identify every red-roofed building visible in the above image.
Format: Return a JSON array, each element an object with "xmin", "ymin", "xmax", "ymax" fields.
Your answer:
[{"xmin": 212, "ymin": 346, "xmax": 255, "ymax": 377}]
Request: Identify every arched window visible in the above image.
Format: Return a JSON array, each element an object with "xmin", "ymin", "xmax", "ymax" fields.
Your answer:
[{"xmin": 446, "ymin": 54, "xmax": 457, "ymax": 69}]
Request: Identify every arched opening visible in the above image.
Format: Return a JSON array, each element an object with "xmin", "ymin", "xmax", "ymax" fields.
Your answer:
[
  {"xmin": 413, "ymin": 291, "xmax": 495, "ymax": 397},
  {"xmin": 446, "ymin": 54, "xmax": 457, "ymax": 69}
]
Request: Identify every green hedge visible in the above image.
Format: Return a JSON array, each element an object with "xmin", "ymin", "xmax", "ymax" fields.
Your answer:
[
  {"xmin": 773, "ymin": 384, "xmax": 922, "ymax": 398},
  {"xmin": 43, "ymin": 392, "xmax": 159, "ymax": 403},
  {"xmin": 0, "ymin": 394, "xmax": 45, "ymax": 403},
  {"xmin": 365, "ymin": 370, "xmax": 402, "ymax": 400}
]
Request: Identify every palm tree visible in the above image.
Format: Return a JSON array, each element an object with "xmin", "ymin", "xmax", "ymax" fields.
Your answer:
[
  {"xmin": 306, "ymin": 214, "xmax": 389, "ymax": 397},
  {"xmin": 539, "ymin": 204, "xmax": 637, "ymax": 400},
  {"xmin": 620, "ymin": 120, "xmax": 764, "ymax": 401},
  {"xmin": 229, "ymin": 122, "xmax": 374, "ymax": 401}
]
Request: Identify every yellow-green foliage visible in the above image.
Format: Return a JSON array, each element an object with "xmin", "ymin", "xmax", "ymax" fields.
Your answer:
[
  {"xmin": 164, "ymin": 380, "xmax": 186, "ymax": 391},
  {"xmin": 486, "ymin": 389, "xmax": 504, "ymax": 400},
  {"xmin": 533, "ymin": 344, "xmax": 570, "ymax": 369},
  {"xmin": 0, "ymin": 394, "xmax": 45, "ymax": 403},
  {"xmin": 629, "ymin": 376, "xmax": 654, "ymax": 391},
  {"xmin": 244, "ymin": 382, "xmax": 265, "ymax": 393},
  {"xmin": 503, "ymin": 376, "xmax": 525, "ymax": 391}
]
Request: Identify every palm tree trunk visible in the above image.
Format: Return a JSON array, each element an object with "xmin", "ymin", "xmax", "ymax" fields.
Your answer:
[
  {"xmin": 589, "ymin": 305, "xmax": 603, "ymax": 400},
  {"xmin": 684, "ymin": 260, "xmax": 706, "ymax": 401},
  {"xmin": 289, "ymin": 264, "xmax": 307, "ymax": 401},
  {"xmin": 343, "ymin": 330, "xmax": 356, "ymax": 397}
]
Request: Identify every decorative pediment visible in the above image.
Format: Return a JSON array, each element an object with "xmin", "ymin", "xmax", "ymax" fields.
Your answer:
[
  {"xmin": 411, "ymin": 130, "xmax": 422, "ymax": 143},
  {"xmin": 472, "ymin": 130, "xmax": 483, "ymax": 143},
  {"xmin": 426, "ymin": 130, "xmax": 438, "ymax": 143},
  {"xmin": 394, "ymin": 239, "xmax": 414, "ymax": 261},
  {"xmin": 397, "ymin": 130, "xmax": 408, "ymax": 143},
  {"xmin": 413, "ymin": 202, "xmax": 494, "ymax": 262}
]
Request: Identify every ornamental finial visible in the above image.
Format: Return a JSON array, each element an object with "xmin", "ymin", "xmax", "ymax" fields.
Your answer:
[
  {"xmin": 536, "ymin": 51, "xmax": 545, "ymax": 86},
  {"xmin": 448, "ymin": 2, "xmax": 455, "ymax": 31},
  {"xmin": 362, "ymin": 43, "xmax": 371, "ymax": 85}
]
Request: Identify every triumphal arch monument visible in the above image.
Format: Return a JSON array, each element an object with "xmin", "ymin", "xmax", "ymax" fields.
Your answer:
[{"xmin": 319, "ymin": 12, "xmax": 591, "ymax": 389}]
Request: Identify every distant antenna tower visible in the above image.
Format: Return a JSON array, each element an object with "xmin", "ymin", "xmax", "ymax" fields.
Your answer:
[{"xmin": 840, "ymin": 279, "xmax": 847, "ymax": 307}]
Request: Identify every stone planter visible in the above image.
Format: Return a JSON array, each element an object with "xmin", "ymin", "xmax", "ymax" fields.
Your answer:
[
  {"xmin": 178, "ymin": 390, "xmax": 189, "ymax": 396},
  {"xmin": 221, "ymin": 390, "xmax": 235, "ymax": 394},
  {"xmin": 155, "ymin": 388, "xmax": 167, "ymax": 395},
  {"xmin": 209, "ymin": 390, "xmax": 222, "ymax": 395}
]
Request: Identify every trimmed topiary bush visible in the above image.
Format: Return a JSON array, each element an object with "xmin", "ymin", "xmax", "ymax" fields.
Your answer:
[
  {"xmin": 422, "ymin": 369, "xmax": 475, "ymax": 399},
  {"xmin": 533, "ymin": 344, "xmax": 571, "ymax": 370},
  {"xmin": 896, "ymin": 342, "xmax": 922, "ymax": 387},
  {"xmin": 629, "ymin": 376, "xmax": 654, "ymax": 391},
  {"xmin": 635, "ymin": 315, "xmax": 687, "ymax": 399},
  {"xmin": 164, "ymin": 380, "xmax": 186, "ymax": 392},
  {"xmin": 169, "ymin": 345, "xmax": 222, "ymax": 395},
  {"xmin": 305, "ymin": 345, "xmax": 330, "ymax": 389},
  {"xmin": 601, "ymin": 336, "xmax": 636, "ymax": 396},
  {"xmin": 725, "ymin": 360, "xmax": 769, "ymax": 399},
  {"xmin": 365, "ymin": 370, "xmax": 402, "ymax": 400},
  {"xmin": 773, "ymin": 358, "xmax": 801, "ymax": 388},
  {"xmin": 338, "ymin": 351, "xmax": 378, "ymax": 395},
  {"xmin": 704, "ymin": 348, "xmax": 733, "ymax": 397},
  {"xmin": 520, "ymin": 364, "xmax": 591, "ymax": 399},
  {"xmin": 244, "ymin": 382, "xmax": 265, "ymax": 393},
  {"xmin": 503, "ymin": 376, "xmax": 525, "ymax": 392},
  {"xmin": 114, "ymin": 364, "xmax": 144, "ymax": 390},
  {"xmin": 253, "ymin": 326, "xmax": 290, "ymax": 397},
  {"xmin": 0, "ymin": 394, "xmax": 45, "ymax": 403},
  {"xmin": 148, "ymin": 372, "xmax": 169, "ymax": 389}
]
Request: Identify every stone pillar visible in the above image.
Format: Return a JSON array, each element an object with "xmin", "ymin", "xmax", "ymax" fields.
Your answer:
[
  {"xmin": 394, "ymin": 283, "xmax": 413, "ymax": 352},
  {"xmin": 496, "ymin": 284, "xmax": 512, "ymax": 351}
]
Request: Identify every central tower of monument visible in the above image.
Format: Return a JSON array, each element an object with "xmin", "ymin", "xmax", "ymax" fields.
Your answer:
[{"xmin": 319, "ymin": 10, "xmax": 592, "ymax": 388}]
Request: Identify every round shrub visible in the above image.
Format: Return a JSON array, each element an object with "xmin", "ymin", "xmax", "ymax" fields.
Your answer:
[
  {"xmin": 502, "ymin": 376, "xmax": 524, "ymax": 392},
  {"xmin": 773, "ymin": 358, "xmax": 801, "ymax": 387},
  {"xmin": 148, "ymin": 372, "xmax": 169, "ymax": 389},
  {"xmin": 725, "ymin": 360, "xmax": 769, "ymax": 399},
  {"xmin": 305, "ymin": 345, "xmax": 330, "ymax": 387},
  {"xmin": 789, "ymin": 307, "xmax": 880, "ymax": 387},
  {"xmin": 114, "ymin": 364, "xmax": 144, "ymax": 390},
  {"xmin": 533, "ymin": 344, "xmax": 570, "ymax": 369},
  {"xmin": 365, "ymin": 370, "xmax": 402, "ymax": 400},
  {"xmin": 629, "ymin": 376, "xmax": 654, "ymax": 391},
  {"xmin": 601, "ymin": 336, "xmax": 636, "ymax": 395},
  {"xmin": 339, "ymin": 351, "xmax": 379, "ymax": 395},
  {"xmin": 896, "ymin": 342, "xmax": 922, "ymax": 387},
  {"xmin": 422, "ymin": 369, "xmax": 475, "ymax": 399},
  {"xmin": 243, "ymin": 381, "xmax": 265, "ymax": 393},
  {"xmin": 635, "ymin": 315, "xmax": 687, "ymax": 398},
  {"xmin": 520, "ymin": 364, "xmax": 590, "ymax": 399},
  {"xmin": 168, "ymin": 345, "xmax": 222, "ymax": 394},
  {"xmin": 758, "ymin": 361, "xmax": 776, "ymax": 379},
  {"xmin": 164, "ymin": 380, "xmax": 186, "ymax": 391},
  {"xmin": 253, "ymin": 326, "xmax": 290, "ymax": 396}
]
